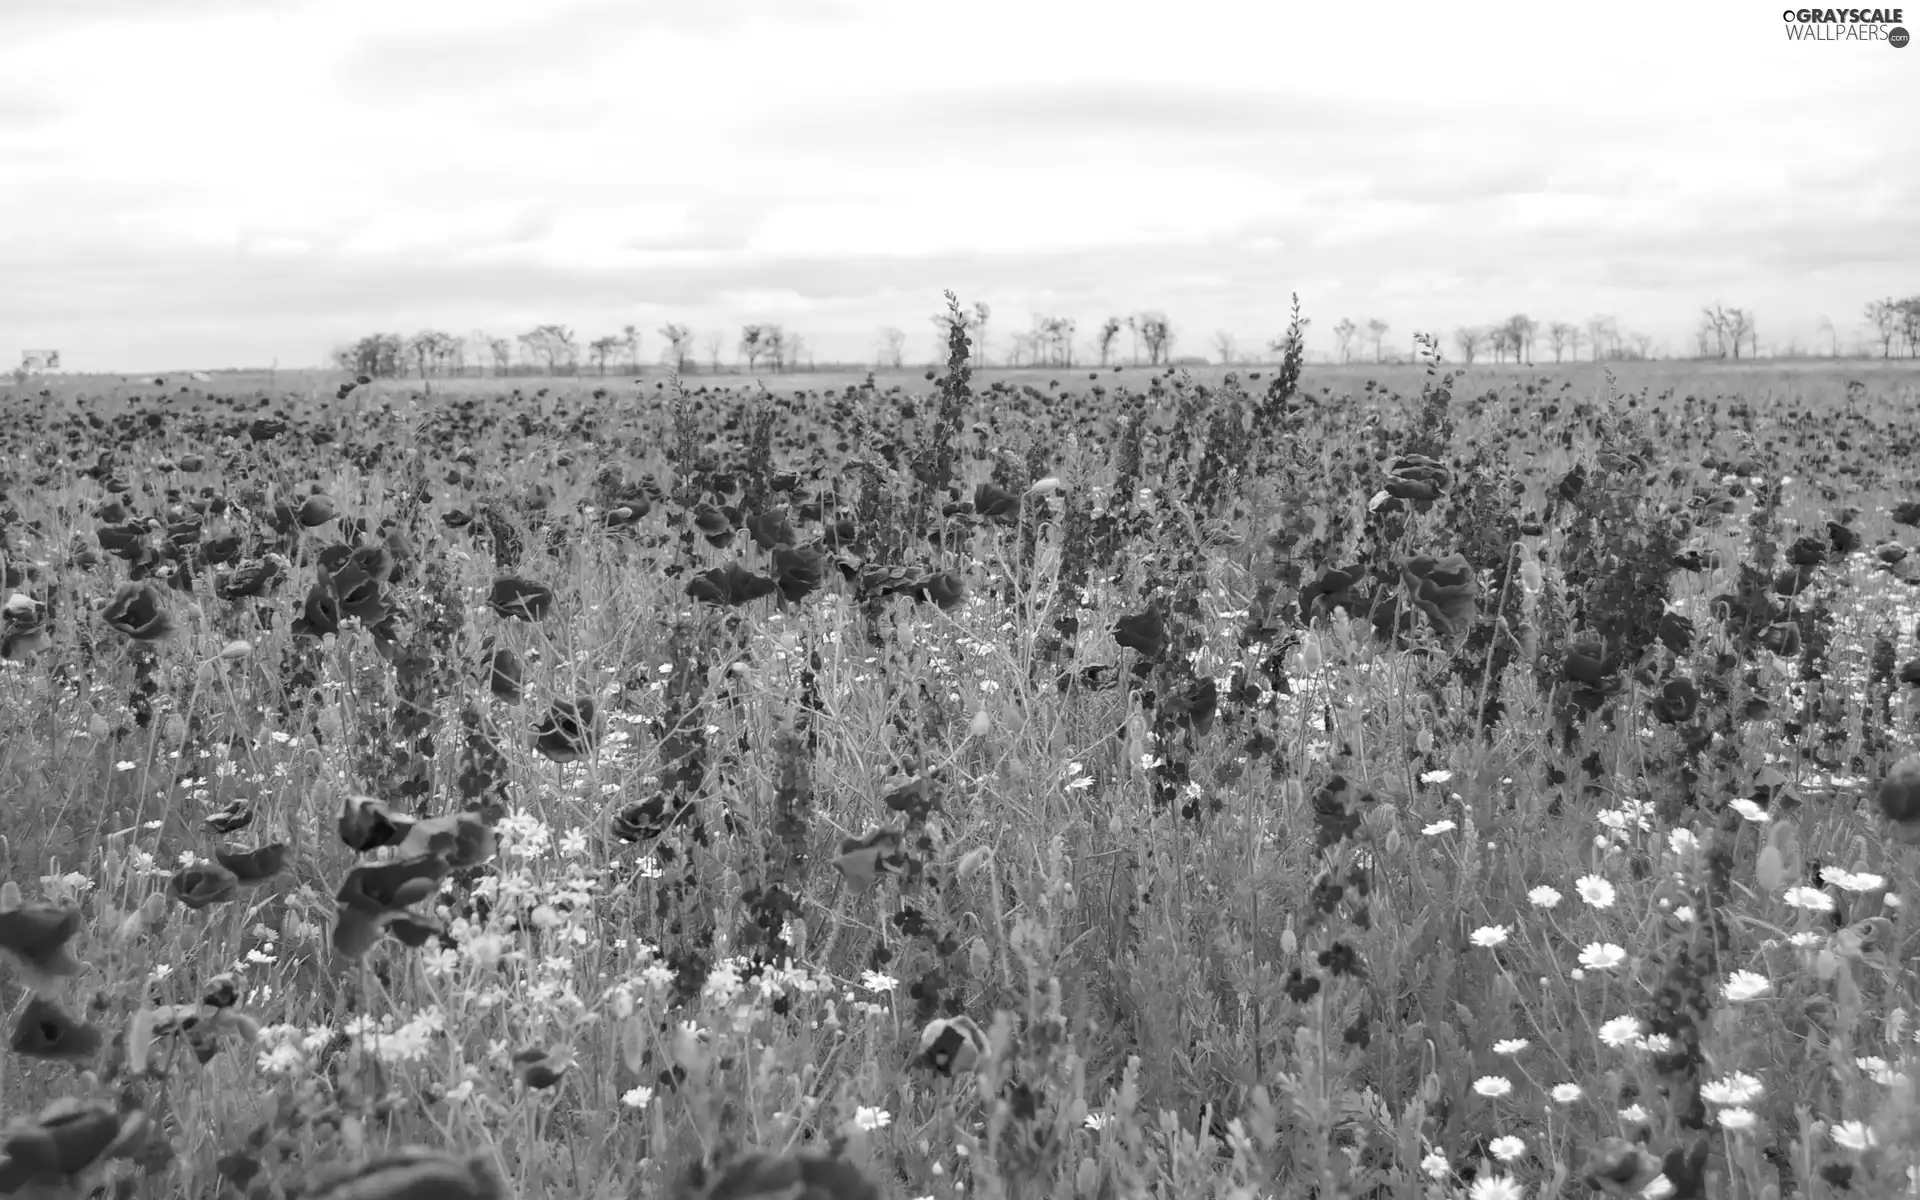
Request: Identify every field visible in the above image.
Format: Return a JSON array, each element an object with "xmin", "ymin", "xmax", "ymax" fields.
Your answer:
[{"xmin": 2, "ymin": 320, "xmax": 1920, "ymax": 1200}]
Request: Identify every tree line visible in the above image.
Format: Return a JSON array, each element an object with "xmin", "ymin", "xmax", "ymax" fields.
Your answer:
[{"xmin": 330, "ymin": 294, "xmax": 1920, "ymax": 380}]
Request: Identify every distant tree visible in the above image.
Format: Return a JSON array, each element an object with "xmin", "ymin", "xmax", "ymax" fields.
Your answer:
[
  {"xmin": 1008, "ymin": 331, "xmax": 1039, "ymax": 367},
  {"xmin": 1136, "ymin": 311, "xmax": 1173, "ymax": 366},
  {"xmin": 659, "ymin": 323, "xmax": 693, "ymax": 372},
  {"xmin": 1097, "ymin": 317, "xmax": 1122, "ymax": 367},
  {"xmin": 1546, "ymin": 322, "xmax": 1576, "ymax": 363},
  {"xmin": 1699, "ymin": 304, "xmax": 1755, "ymax": 360},
  {"xmin": 1867, "ymin": 298, "xmax": 1900, "ymax": 357},
  {"xmin": 1364, "ymin": 318, "xmax": 1389, "ymax": 364},
  {"xmin": 972, "ymin": 302, "xmax": 991, "ymax": 368},
  {"xmin": 877, "ymin": 327, "xmax": 906, "ymax": 368},
  {"xmin": 1501, "ymin": 314, "xmax": 1536, "ymax": 364},
  {"xmin": 1331, "ymin": 318, "xmax": 1358, "ymax": 364},
  {"xmin": 1585, "ymin": 315, "xmax": 1618, "ymax": 361},
  {"xmin": 588, "ymin": 336, "xmax": 622, "ymax": 376},
  {"xmin": 1035, "ymin": 316, "xmax": 1076, "ymax": 367},
  {"xmin": 1211, "ymin": 331, "xmax": 1238, "ymax": 365},
  {"xmin": 1629, "ymin": 332, "xmax": 1655, "ymax": 359},
  {"xmin": 405, "ymin": 330, "xmax": 459, "ymax": 389},
  {"xmin": 738, "ymin": 324, "xmax": 767, "ymax": 372},
  {"xmin": 1488, "ymin": 325, "xmax": 1516, "ymax": 363},
  {"xmin": 338, "ymin": 333, "xmax": 405, "ymax": 379},
  {"xmin": 786, "ymin": 331, "xmax": 811, "ymax": 370},
  {"xmin": 622, "ymin": 325, "xmax": 642, "ymax": 374},
  {"xmin": 1452, "ymin": 326, "xmax": 1486, "ymax": 364},
  {"xmin": 487, "ymin": 336, "xmax": 512, "ymax": 376},
  {"xmin": 762, "ymin": 325, "xmax": 788, "ymax": 371},
  {"xmin": 1815, "ymin": 315, "xmax": 1838, "ymax": 357},
  {"xmin": 703, "ymin": 330, "xmax": 723, "ymax": 373},
  {"xmin": 1899, "ymin": 297, "xmax": 1920, "ymax": 357},
  {"xmin": 1126, "ymin": 315, "xmax": 1141, "ymax": 365}
]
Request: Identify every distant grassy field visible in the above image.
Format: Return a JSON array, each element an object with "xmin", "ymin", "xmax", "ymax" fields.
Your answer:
[{"xmin": 2, "ymin": 344, "xmax": 1919, "ymax": 1199}]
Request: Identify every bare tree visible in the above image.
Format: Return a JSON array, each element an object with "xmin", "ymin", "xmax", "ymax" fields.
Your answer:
[
  {"xmin": 972, "ymin": 302, "xmax": 991, "ymax": 368},
  {"xmin": 1452, "ymin": 326, "xmax": 1486, "ymax": 364},
  {"xmin": 1332, "ymin": 318, "xmax": 1358, "ymax": 364},
  {"xmin": 622, "ymin": 324, "xmax": 642, "ymax": 374},
  {"xmin": 1700, "ymin": 304, "xmax": 1755, "ymax": 360},
  {"xmin": 1546, "ymin": 322, "xmax": 1576, "ymax": 363},
  {"xmin": 1501, "ymin": 314, "xmax": 1536, "ymax": 365},
  {"xmin": 1364, "ymin": 319, "xmax": 1389, "ymax": 364},
  {"xmin": 1126, "ymin": 315, "xmax": 1141, "ymax": 366},
  {"xmin": 1034, "ymin": 316, "xmax": 1077, "ymax": 367},
  {"xmin": 703, "ymin": 330, "xmax": 723, "ymax": 373},
  {"xmin": 1899, "ymin": 297, "xmax": 1920, "ymax": 357},
  {"xmin": 786, "ymin": 332, "xmax": 811, "ymax": 370},
  {"xmin": 1211, "ymin": 331, "xmax": 1238, "ymax": 365},
  {"xmin": 1815, "ymin": 315, "xmax": 1838, "ymax": 357},
  {"xmin": 877, "ymin": 327, "xmax": 906, "ymax": 369},
  {"xmin": 1630, "ymin": 332, "xmax": 1656, "ymax": 359},
  {"xmin": 1866, "ymin": 298, "xmax": 1902, "ymax": 358},
  {"xmin": 1097, "ymin": 317, "xmax": 1122, "ymax": 367},
  {"xmin": 738, "ymin": 324, "xmax": 767, "ymax": 372},
  {"xmin": 1585, "ymin": 315, "xmax": 1618, "ymax": 361},
  {"xmin": 1136, "ymin": 312, "xmax": 1173, "ymax": 366},
  {"xmin": 659, "ymin": 323, "xmax": 693, "ymax": 372},
  {"xmin": 588, "ymin": 336, "xmax": 621, "ymax": 376},
  {"xmin": 487, "ymin": 336, "xmax": 512, "ymax": 376}
]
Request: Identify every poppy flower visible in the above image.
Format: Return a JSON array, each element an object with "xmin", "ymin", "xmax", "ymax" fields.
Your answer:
[
  {"xmin": 296, "ymin": 493, "xmax": 338, "ymax": 527},
  {"xmin": 693, "ymin": 504, "xmax": 736, "ymax": 546},
  {"xmin": 170, "ymin": 863, "xmax": 240, "ymax": 910},
  {"xmin": 1879, "ymin": 542, "xmax": 1910, "ymax": 564},
  {"xmin": 831, "ymin": 828, "xmax": 906, "ymax": 891},
  {"xmin": 206, "ymin": 799, "xmax": 253, "ymax": 834},
  {"xmin": 248, "ymin": 417, "xmax": 286, "ymax": 442},
  {"xmin": 0, "ymin": 1098, "xmax": 150, "ymax": 1197},
  {"xmin": 1893, "ymin": 500, "xmax": 1920, "ymax": 528},
  {"xmin": 1113, "ymin": 606, "xmax": 1167, "ymax": 660},
  {"xmin": 917, "ymin": 1015, "xmax": 988, "ymax": 1076},
  {"xmin": 213, "ymin": 843, "xmax": 287, "ymax": 886},
  {"xmin": 1563, "ymin": 641, "xmax": 1610, "ymax": 686},
  {"xmin": 1582, "ymin": 1137, "xmax": 1663, "ymax": 1197},
  {"xmin": 350, "ymin": 541, "xmax": 397, "ymax": 586},
  {"xmin": 1382, "ymin": 454, "xmax": 1452, "ymax": 508},
  {"xmin": 1786, "ymin": 535, "xmax": 1827, "ymax": 567},
  {"xmin": 215, "ymin": 555, "xmax": 287, "ymax": 601},
  {"xmin": 1299, "ymin": 564, "xmax": 1366, "ymax": 621},
  {"xmin": 1828, "ymin": 520, "xmax": 1862, "ymax": 555},
  {"xmin": 339, "ymin": 794, "xmax": 410, "ymax": 853},
  {"xmin": 394, "ymin": 811, "xmax": 496, "ymax": 870},
  {"xmin": 920, "ymin": 571, "xmax": 966, "ymax": 611},
  {"xmin": 1399, "ymin": 553, "xmax": 1478, "ymax": 638},
  {"xmin": 1, "ymin": 593, "xmax": 51, "ymax": 660},
  {"xmin": 200, "ymin": 532, "xmax": 242, "ymax": 566},
  {"xmin": 533, "ymin": 698, "xmax": 599, "ymax": 763},
  {"xmin": 1876, "ymin": 753, "xmax": 1920, "ymax": 845},
  {"xmin": 333, "ymin": 855, "xmax": 456, "ymax": 960},
  {"xmin": 302, "ymin": 1148, "xmax": 506, "ymax": 1200},
  {"xmin": 483, "ymin": 643, "xmax": 523, "ymax": 702},
  {"xmin": 512, "ymin": 1046, "xmax": 572, "ymax": 1089},
  {"xmin": 488, "ymin": 577, "xmax": 554, "ymax": 622},
  {"xmin": 746, "ymin": 508, "xmax": 797, "ymax": 551},
  {"xmin": 677, "ymin": 1152, "xmax": 881, "ymax": 1200},
  {"xmin": 1900, "ymin": 658, "xmax": 1920, "ymax": 687},
  {"xmin": 772, "ymin": 544, "xmax": 826, "ymax": 603},
  {"xmin": 1656, "ymin": 610, "xmax": 1695, "ymax": 655},
  {"xmin": 101, "ymin": 581, "xmax": 174, "ymax": 641},
  {"xmin": 1652, "ymin": 678, "xmax": 1699, "ymax": 724},
  {"xmin": 1161, "ymin": 676, "xmax": 1218, "ymax": 736},
  {"xmin": 1771, "ymin": 565, "xmax": 1816, "ymax": 597},
  {"xmin": 687, "ymin": 563, "xmax": 777, "ymax": 607},
  {"xmin": 9, "ymin": 995, "xmax": 103, "ymax": 1062},
  {"xmin": 1759, "ymin": 621, "xmax": 1801, "ymax": 658},
  {"xmin": 972, "ymin": 481, "xmax": 1021, "ymax": 523},
  {"xmin": 0, "ymin": 898, "xmax": 84, "ymax": 995}
]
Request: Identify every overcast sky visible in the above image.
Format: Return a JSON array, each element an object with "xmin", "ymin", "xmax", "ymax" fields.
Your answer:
[{"xmin": 1, "ymin": 0, "xmax": 1914, "ymax": 372}]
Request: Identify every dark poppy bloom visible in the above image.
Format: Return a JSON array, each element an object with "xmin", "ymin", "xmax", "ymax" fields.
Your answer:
[
  {"xmin": 1113, "ymin": 606, "xmax": 1167, "ymax": 660},
  {"xmin": 1877, "ymin": 753, "xmax": 1920, "ymax": 845},
  {"xmin": 1900, "ymin": 658, "xmax": 1920, "ymax": 687},
  {"xmin": 693, "ymin": 503, "xmax": 736, "ymax": 546},
  {"xmin": 206, "ymin": 799, "xmax": 253, "ymax": 834},
  {"xmin": 1563, "ymin": 641, "xmax": 1610, "ymax": 686},
  {"xmin": 215, "ymin": 555, "xmax": 287, "ymax": 601},
  {"xmin": 1299, "ymin": 564, "xmax": 1366, "ymax": 620},
  {"xmin": 484, "ymin": 643, "xmax": 524, "ymax": 702},
  {"xmin": 687, "ymin": 563, "xmax": 777, "ymax": 607},
  {"xmin": 339, "ymin": 793, "xmax": 411, "ymax": 853},
  {"xmin": 0, "ymin": 901, "xmax": 84, "ymax": 993},
  {"xmin": 972, "ymin": 481, "xmax": 1021, "ymax": 523},
  {"xmin": 1893, "ymin": 500, "xmax": 1920, "ymax": 528},
  {"xmin": 170, "ymin": 863, "xmax": 241, "ymax": 909},
  {"xmin": 1787, "ymin": 535, "xmax": 1827, "ymax": 567},
  {"xmin": 101, "ymin": 581, "xmax": 174, "ymax": 641},
  {"xmin": 213, "ymin": 843, "xmax": 287, "ymax": 886},
  {"xmin": 95, "ymin": 521, "xmax": 150, "ymax": 559},
  {"xmin": 333, "ymin": 854, "xmax": 455, "ymax": 960},
  {"xmin": 831, "ymin": 827, "xmax": 906, "ymax": 891},
  {"xmin": 292, "ymin": 580, "xmax": 341, "ymax": 638},
  {"xmin": 533, "ymin": 698, "xmax": 598, "ymax": 763},
  {"xmin": 9, "ymin": 995, "xmax": 102, "ymax": 1062},
  {"xmin": 0, "ymin": 1098, "xmax": 150, "ymax": 1197},
  {"xmin": 1582, "ymin": 1137, "xmax": 1663, "ymax": 1197},
  {"xmin": 746, "ymin": 508, "xmax": 797, "ymax": 551},
  {"xmin": 350, "ymin": 541, "xmax": 396, "ymax": 586},
  {"xmin": 1879, "ymin": 542, "xmax": 1910, "ymax": 564},
  {"xmin": 1828, "ymin": 520, "xmax": 1862, "ymax": 555},
  {"xmin": 296, "ymin": 493, "xmax": 338, "ymax": 527},
  {"xmin": 772, "ymin": 544, "xmax": 826, "ymax": 604},
  {"xmin": 917, "ymin": 1015, "xmax": 988, "ymax": 1076},
  {"xmin": 248, "ymin": 417, "xmax": 286, "ymax": 442},
  {"xmin": 301, "ymin": 1148, "xmax": 506, "ymax": 1200},
  {"xmin": 489, "ymin": 577, "xmax": 554, "ymax": 621},
  {"xmin": 200, "ymin": 532, "xmax": 242, "ymax": 566},
  {"xmin": 921, "ymin": 571, "xmax": 966, "ymax": 611},
  {"xmin": 1162, "ymin": 676, "xmax": 1218, "ymax": 736},
  {"xmin": 178, "ymin": 453, "xmax": 206, "ymax": 472},
  {"xmin": 1656, "ymin": 610, "xmax": 1695, "ymax": 655},
  {"xmin": 1772, "ymin": 565, "xmax": 1816, "ymax": 596},
  {"xmin": 1400, "ymin": 553, "xmax": 1478, "ymax": 637},
  {"xmin": 1382, "ymin": 454, "xmax": 1452, "ymax": 508},
  {"xmin": 1759, "ymin": 621, "xmax": 1801, "ymax": 658},
  {"xmin": 1652, "ymin": 678, "xmax": 1699, "ymax": 724},
  {"xmin": 512, "ymin": 1047, "xmax": 571, "ymax": 1089},
  {"xmin": 679, "ymin": 1153, "xmax": 881, "ymax": 1200},
  {"xmin": 1, "ymin": 593, "xmax": 52, "ymax": 660}
]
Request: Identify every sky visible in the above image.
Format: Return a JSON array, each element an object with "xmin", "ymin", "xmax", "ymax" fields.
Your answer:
[{"xmin": 1, "ymin": 0, "xmax": 1915, "ymax": 372}]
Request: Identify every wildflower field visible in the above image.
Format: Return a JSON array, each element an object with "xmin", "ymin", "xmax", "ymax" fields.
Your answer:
[{"xmin": 3, "ymin": 297, "xmax": 1920, "ymax": 1200}]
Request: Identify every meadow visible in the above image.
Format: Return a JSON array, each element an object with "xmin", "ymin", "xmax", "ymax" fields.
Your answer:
[{"xmin": 2, "ymin": 302, "xmax": 1920, "ymax": 1200}]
